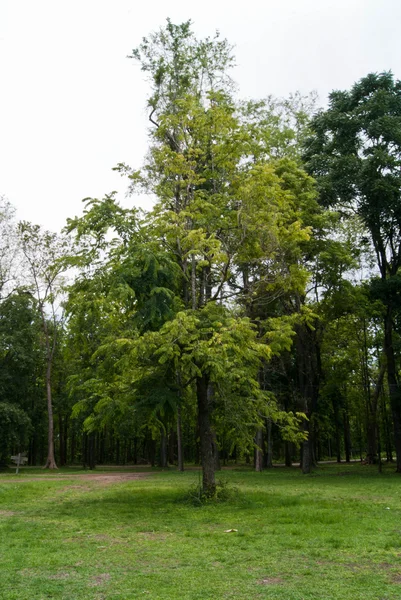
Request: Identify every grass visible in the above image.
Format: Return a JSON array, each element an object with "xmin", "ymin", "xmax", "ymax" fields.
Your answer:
[{"xmin": 0, "ymin": 463, "xmax": 401, "ymax": 599}]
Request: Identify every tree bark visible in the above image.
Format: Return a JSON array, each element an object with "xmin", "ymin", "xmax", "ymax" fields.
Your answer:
[
  {"xmin": 285, "ymin": 441, "xmax": 292, "ymax": 467},
  {"xmin": 58, "ymin": 413, "xmax": 65, "ymax": 466},
  {"xmin": 160, "ymin": 428, "xmax": 167, "ymax": 467},
  {"xmin": 197, "ymin": 374, "xmax": 216, "ymax": 496},
  {"xmin": 343, "ymin": 408, "xmax": 351, "ymax": 463},
  {"xmin": 301, "ymin": 427, "xmax": 311, "ymax": 474},
  {"xmin": 43, "ymin": 359, "xmax": 57, "ymax": 469},
  {"xmin": 265, "ymin": 419, "xmax": 273, "ymax": 468},
  {"xmin": 177, "ymin": 405, "xmax": 184, "ymax": 471},
  {"xmin": 384, "ymin": 308, "xmax": 401, "ymax": 472},
  {"xmin": 39, "ymin": 303, "xmax": 57, "ymax": 470},
  {"xmin": 88, "ymin": 433, "xmax": 96, "ymax": 470},
  {"xmin": 296, "ymin": 320, "xmax": 320, "ymax": 474},
  {"xmin": 255, "ymin": 427, "xmax": 263, "ymax": 472}
]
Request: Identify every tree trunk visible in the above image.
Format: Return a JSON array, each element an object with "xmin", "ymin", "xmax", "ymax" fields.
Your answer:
[
  {"xmin": 58, "ymin": 413, "xmax": 65, "ymax": 466},
  {"xmin": 381, "ymin": 392, "xmax": 393, "ymax": 462},
  {"xmin": 177, "ymin": 405, "xmax": 184, "ymax": 472},
  {"xmin": 39, "ymin": 303, "xmax": 57, "ymax": 470},
  {"xmin": 211, "ymin": 427, "xmax": 221, "ymax": 471},
  {"xmin": 296, "ymin": 320, "xmax": 321, "ymax": 474},
  {"xmin": 333, "ymin": 401, "xmax": 342, "ymax": 463},
  {"xmin": 88, "ymin": 433, "xmax": 96, "ymax": 469},
  {"xmin": 265, "ymin": 419, "xmax": 273, "ymax": 468},
  {"xmin": 197, "ymin": 374, "xmax": 216, "ymax": 496},
  {"xmin": 160, "ymin": 428, "xmax": 167, "ymax": 467},
  {"xmin": 43, "ymin": 362, "xmax": 57, "ymax": 469},
  {"xmin": 301, "ymin": 436, "xmax": 311, "ymax": 474},
  {"xmin": 255, "ymin": 427, "xmax": 263, "ymax": 472},
  {"xmin": 301, "ymin": 426, "xmax": 311, "ymax": 474},
  {"xmin": 148, "ymin": 437, "xmax": 156, "ymax": 467},
  {"xmin": 82, "ymin": 433, "xmax": 87, "ymax": 469},
  {"xmin": 384, "ymin": 308, "xmax": 401, "ymax": 472},
  {"xmin": 168, "ymin": 428, "xmax": 175, "ymax": 465},
  {"xmin": 70, "ymin": 428, "xmax": 76, "ymax": 464},
  {"xmin": 116, "ymin": 438, "xmax": 120, "ymax": 465},
  {"xmin": 285, "ymin": 441, "xmax": 292, "ymax": 467},
  {"xmin": 191, "ymin": 255, "xmax": 197, "ymax": 310},
  {"xmin": 343, "ymin": 408, "xmax": 351, "ymax": 463}
]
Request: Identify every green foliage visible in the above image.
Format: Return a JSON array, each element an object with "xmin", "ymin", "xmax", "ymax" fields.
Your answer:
[
  {"xmin": 0, "ymin": 402, "xmax": 31, "ymax": 462},
  {"xmin": 304, "ymin": 72, "xmax": 401, "ymax": 275},
  {"xmin": 185, "ymin": 478, "xmax": 239, "ymax": 505}
]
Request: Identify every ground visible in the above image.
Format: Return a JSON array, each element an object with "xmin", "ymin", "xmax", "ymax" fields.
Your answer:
[{"xmin": 0, "ymin": 463, "xmax": 400, "ymax": 599}]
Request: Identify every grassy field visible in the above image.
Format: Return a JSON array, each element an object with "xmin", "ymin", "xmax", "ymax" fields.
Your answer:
[{"xmin": 0, "ymin": 463, "xmax": 400, "ymax": 599}]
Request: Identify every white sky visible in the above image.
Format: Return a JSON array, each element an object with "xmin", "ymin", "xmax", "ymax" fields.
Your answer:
[{"xmin": 1, "ymin": 0, "xmax": 400, "ymax": 232}]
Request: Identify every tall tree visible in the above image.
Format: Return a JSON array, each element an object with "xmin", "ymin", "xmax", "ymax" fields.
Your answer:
[
  {"xmin": 0, "ymin": 197, "xmax": 20, "ymax": 299},
  {"xmin": 304, "ymin": 72, "xmax": 401, "ymax": 471},
  {"xmin": 18, "ymin": 223, "xmax": 70, "ymax": 469},
  {"xmin": 64, "ymin": 21, "xmax": 312, "ymax": 492}
]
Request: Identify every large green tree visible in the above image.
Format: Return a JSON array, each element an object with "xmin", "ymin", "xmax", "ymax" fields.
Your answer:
[
  {"xmin": 304, "ymin": 72, "xmax": 401, "ymax": 471},
  {"xmin": 65, "ymin": 21, "xmax": 312, "ymax": 493}
]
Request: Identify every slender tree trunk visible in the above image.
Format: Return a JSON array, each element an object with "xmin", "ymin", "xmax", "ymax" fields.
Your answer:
[
  {"xmin": 296, "ymin": 315, "xmax": 321, "ymax": 474},
  {"xmin": 116, "ymin": 438, "xmax": 120, "ymax": 465},
  {"xmin": 285, "ymin": 441, "xmax": 292, "ymax": 467},
  {"xmin": 39, "ymin": 304, "xmax": 57, "ymax": 470},
  {"xmin": 168, "ymin": 428, "xmax": 175, "ymax": 465},
  {"xmin": 88, "ymin": 433, "xmax": 96, "ymax": 470},
  {"xmin": 255, "ymin": 427, "xmax": 263, "ymax": 472},
  {"xmin": 343, "ymin": 408, "xmax": 351, "ymax": 463},
  {"xmin": 177, "ymin": 405, "xmax": 184, "ymax": 472},
  {"xmin": 332, "ymin": 398, "xmax": 342, "ymax": 463},
  {"xmin": 191, "ymin": 255, "xmax": 197, "ymax": 310},
  {"xmin": 132, "ymin": 437, "xmax": 137, "ymax": 464},
  {"xmin": 160, "ymin": 428, "xmax": 167, "ymax": 467},
  {"xmin": 149, "ymin": 437, "xmax": 156, "ymax": 467},
  {"xmin": 211, "ymin": 426, "xmax": 221, "ymax": 471},
  {"xmin": 70, "ymin": 428, "xmax": 75, "ymax": 464},
  {"xmin": 301, "ymin": 426, "xmax": 311, "ymax": 474},
  {"xmin": 265, "ymin": 419, "xmax": 273, "ymax": 468},
  {"xmin": 82, "ymin": 433, "xmax": 87, "ymax": 469},
  {"xmin": 43, "ymin": 361, "xmax": 57, "ymax": 469},
  {"xmin": 58, "ymin": 413, "xmax": 65, "ymax": 466},
  {"xmin": 381, "ymin": 393, "xmax": 393, "ymax": 462},
  {"xmin": 197, "ymin": 374, "xmax": 216, "ymax": 496},
  {"xmin": 384, "ymin": 308, "xmax": 401, "ymax": 472}
]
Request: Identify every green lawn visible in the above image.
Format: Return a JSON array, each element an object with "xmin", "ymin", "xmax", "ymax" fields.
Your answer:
[{"xmin": 0, "ymin": 463, "xmax": 400, "ymax": 599}]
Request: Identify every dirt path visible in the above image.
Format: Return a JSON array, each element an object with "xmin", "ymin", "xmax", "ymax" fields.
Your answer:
[{"xmin": 2, "ymin": 472, "xmax": 149, "ymax": 486}]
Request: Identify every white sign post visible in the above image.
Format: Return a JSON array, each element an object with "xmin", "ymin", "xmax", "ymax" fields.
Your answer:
[{"xmin": 10, "ymin": 453, "xmax": 28, "ymax": 474}]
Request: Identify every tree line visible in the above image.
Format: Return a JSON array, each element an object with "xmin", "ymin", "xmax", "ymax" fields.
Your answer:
[{"xmin": 1, "ymin": 21, "xmax": 401, "ymax": 495}]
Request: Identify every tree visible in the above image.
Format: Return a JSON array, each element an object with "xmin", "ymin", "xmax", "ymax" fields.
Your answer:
[
  {"xmin": 304, "ymin": 72, "xmax": 401, "ymax": 471},
  {"xmin": 0, "ymin": 402, "xmax": 31, "ymax": 468},
  {"xmin": 63, "ymin": 21, "xmax": 313, "ymax": 493},
  {"xmin": 18, "ymin": 223, "xmax": 71, "ymax": 469},
  {"xmin": 0, "ymin": 197, "xmax": 20, "ymax": 299},
  {"xmin": 0, "ymin": 291, "xmax": 45, "ymax": 464}
]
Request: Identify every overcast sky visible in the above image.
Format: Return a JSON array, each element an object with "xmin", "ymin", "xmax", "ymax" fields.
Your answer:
[{"xmin": 1, "ymin": 0, "xmax": 400, "ymax": 232}]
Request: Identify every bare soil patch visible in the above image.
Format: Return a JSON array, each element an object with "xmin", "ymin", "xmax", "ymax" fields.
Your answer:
[
  {"xmin": 258, "ymin": 577, "xmax": 283, "ymax": 585},
  {"xmin": 4, "ymin": 472, "xmax": 148, "ymax": 486},
  {"xmin": 90, "ymin": 573, "xmax": 111, "ymax": 587},
  {"xmin": 47, "ymin": 571, "xmax": 74, "ymax": 580}
]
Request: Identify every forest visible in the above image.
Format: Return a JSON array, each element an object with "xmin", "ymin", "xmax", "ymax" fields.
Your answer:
[{"xmin": 1, "ymin": 20, "xmax": 401, "ymax": 497}]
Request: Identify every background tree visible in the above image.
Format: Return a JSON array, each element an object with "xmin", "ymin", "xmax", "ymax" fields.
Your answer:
[
  {"xmin": 304, "ymin": 72, "xmax": 401, "ymax": 471},
  {"xmin": 19, "ymin": 222, "xmax": 71, "ymax": 469}
]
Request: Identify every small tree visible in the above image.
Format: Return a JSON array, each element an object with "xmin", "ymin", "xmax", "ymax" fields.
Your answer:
[
  {"xmin": 18, "ymin": 222, "xmax": 71, "ymax": 469},
  {"xmin": 0, "ymin": 402, "xmax": 31, "ymax": 467}
]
